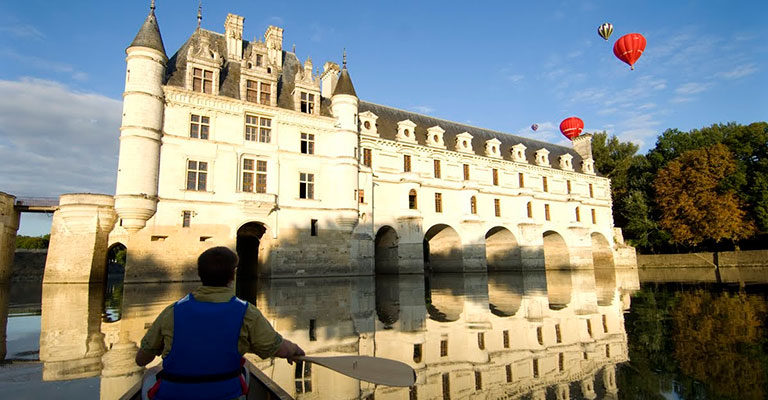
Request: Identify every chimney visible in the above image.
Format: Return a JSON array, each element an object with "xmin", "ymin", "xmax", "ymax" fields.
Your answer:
[
  {"xmin": 321, "ymin": 61, "xmax": 340, "ymax": 98},
  {"xmin": 572, "ymin": 133, "xmax": 593, "ymax": 160},
  {"xmin": 264, "ymin": 26, "xmax": 283, "ymax": 66},
  {"xmin": 224, "ymin": 14, "xmax": 244, "ymax": 61}
]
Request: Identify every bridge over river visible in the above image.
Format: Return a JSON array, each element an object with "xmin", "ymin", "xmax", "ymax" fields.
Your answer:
[{"xmin": 1, "ymin": 192, "xmax": 59, "ymax": 282}]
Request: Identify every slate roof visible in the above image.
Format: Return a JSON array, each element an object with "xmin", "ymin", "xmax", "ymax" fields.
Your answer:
[
  {"xmin": 129, "ymin": 10, "xmax": 166, "ymax": 55},
  {"xmin": 358, "ymin": 101, "xmax": 584, "ymax": 171},
  {"xmin": 162, "ymin": 29, "xmax": 583, "ymax": 171},
  {"xmin": 332, "ymin": 68, "xmax": 357, "ymax": 97}
]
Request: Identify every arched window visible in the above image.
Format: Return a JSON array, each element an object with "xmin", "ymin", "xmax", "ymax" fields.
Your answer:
[
  {"xmin": 575, "ymin": 207, "xmax": 581, "ymax": 222},
  {"xmin": 408, "ymin": 189, "xmax": 417, "ymax": 210},
  {"xmin": 470, "ymin": 196, "xmax": 477, "ymax": 214},
  {"xmin": 526, "ymin": 201, "xmax": 533, "ymax": 218}
]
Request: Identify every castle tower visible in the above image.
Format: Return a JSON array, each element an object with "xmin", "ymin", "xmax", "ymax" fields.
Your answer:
[{"xmin": 114, "ymin": 2, "xmax": 167, "ymax": 232}]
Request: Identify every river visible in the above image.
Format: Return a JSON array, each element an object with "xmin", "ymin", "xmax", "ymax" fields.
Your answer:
[{"xmin": 1, "ymin": 269, "xmax": 767, "ymax": 399}]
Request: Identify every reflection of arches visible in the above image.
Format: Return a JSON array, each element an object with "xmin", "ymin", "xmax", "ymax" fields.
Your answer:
[
  {"xmin": 546, "ymin": 269, "xmax": 572, "ymax": 310},
  {"xmin": 488, "ymin": 273, "xmax": 523, "ymax": 316},
  {"xmin": 543, "ymin": 231, "xmax": 570, "ymax": 270},
  {"xmin": 236, "ymin": 222, "xmax": 267, "ymax": 290},
  {"xmin": 375, "ymin": 226, "xmax": 399, "ymax": 274},
  {"xmin": 103, "ymin": 243, "xmax": 126, "ymax": 322},
  {"xmin": 485, "ymin": 227, "xmax": 522, "ymax": 271},
  {"xmin": 375, "ymin": 276, "xmax": 399, "ymax": 327},
  {"xmin": 427, "ymin": 275, "xmax": 463, "ymax": 322},
  {"xmin": 592, "ymin": 233, "xmax": 616, "ymax": 306},
  {"xmin": 423, "ymin": 224, "xmax": 463, "ymax": 272}
]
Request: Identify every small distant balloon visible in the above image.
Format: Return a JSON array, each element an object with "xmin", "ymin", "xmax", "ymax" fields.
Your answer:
[
  {"xmin": 598, "ymin": 23, "xmax": 613, "ymax": 41},
  {"xmin": 531, "ymin": 124, "xmax": 539, "ymax": 131},
  {"xmin": 559, "ymin": 117, "xmax": 584, "ymax": 140},
  {"xmin": 613, "ymin": 33, "xmax": 646, "ymax": 70}
]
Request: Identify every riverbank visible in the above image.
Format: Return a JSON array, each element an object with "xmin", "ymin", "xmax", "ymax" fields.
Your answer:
[{"xmin": 638, "ymin": 249, "xmax": 768, "ymax": 284}]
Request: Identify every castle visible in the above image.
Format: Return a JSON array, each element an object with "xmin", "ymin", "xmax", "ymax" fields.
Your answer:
[{"xmin": 34, "ymin": 4, "xmax": 637, "ymax": 284}]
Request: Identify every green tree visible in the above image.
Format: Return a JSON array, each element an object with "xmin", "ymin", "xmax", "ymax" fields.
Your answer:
[
  {"xmin": 15, "ymin": 234, "xmax": 50, "ymax": 249},
  {"xmin": 591, "ymin": 131, "xmax": 640, "ymax": 228},
  {"xmin": 654, "ymin": 144, "xmax": 755, "ymax": 246}
]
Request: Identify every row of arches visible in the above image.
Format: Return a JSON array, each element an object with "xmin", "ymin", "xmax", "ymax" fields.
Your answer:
[{"xmin": 375, "ymin": 224, "xmax": 615, "ymax": 274}]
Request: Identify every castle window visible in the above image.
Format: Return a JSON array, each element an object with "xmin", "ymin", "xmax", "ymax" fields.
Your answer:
[
  {"xmin": 245, "ymin": 115, "xmax": 272, "ymax": 143},
  {"xmin": 186, "ymin": 160, "xmax": 207, "ymax": 191},
  {"xmin": 442, "ymin": 373, "xmax": 450, "ymax": 400},
  {"xmin": 440, "ymin": 339, "xmax": 448, "ymax": 357},
  {"xmin": 475, "ymin": 371, "xmax": 482, "ymax": 391},
  {"xmin": 503, "ymin": 330, "xmax": 510, "ymax": 348},
  {"xmin": 536, "ymin": 326, "xmax": 543, "ymax": 344},
  {"xmin": 470, "ymin": 196, "xmax": 477, "ymax": 214},
  {"xmin": 409, "ymin": 189, "xmax": 418, "ymax": 210},
  {"xmin": 542, "ymin": 176, "xmax": 548, "ymax": 192},
  {"xmin": 587, "ymin": 319, "xmax": 593, "ymax": 337},
  {"xmin": 255, "ymin": 54, "xmax": 263, "ymax": 67},
  {"xmin": 463, "ymin": 164, "xmax": 470, "ymax": 181},
  {"xmin": 544, "ymin": 204, "xmax": 551, "ymax": 221},
  {"xmin": 527, "ymin": 202, "xmax": 533, "ymax": 218},
  {"xmin": 532, "ymin": 359, "xmax": 539, "ymax": 378},
  {"xmin": 555, "ymin": 324, "xmax": 562, "ymax": 343},
  {"xmin": 246, "ymin": 79, "xmax": 271, "ymax": 105},
  {"xmin": 404, "ymin": 155, "xmax": 412, "ymax": 172},
  {"xmin": 492, "ymin": 168, "xmax": 499, "ymax": 186},
  {"xmin": 435, "ymin": 193, "xmax": 443, "ymax": 213},
  {"xmin": 363, "ymin": 148, "xmax": 372, "ymax": 167},
  {"xmin": 300, "ymin": 133, "xmax": 315, "ymax": 154},
  {"xmin": 505, "ymin": 365, "xmax": 512, "ymax": 382},
  {"xmin": 589, "ymin": 183, "xmax": 594, "ymax": 198},
  {"xmin": 413, "ymin": 344, "xmax": 422, "ymax": 363},
  {"xmin": 567, "ymin": 180, "xmax": 572, "ymax": 194},
  {"xmin": 242, "ymin": 158, "xmax": 267, "ymax": 193},
  {"xmin": 295, "ymin": 361, "xmax": 312, "ymax": 393},
  {"xmin": 310, "ymin": 219, "xmax": 318, "ymax": 236},
  {"xmin": 477, "ymin": 332, "xmax": 485, "ymax": 350},
  {"xmin": 358, "ymin": 189, "xmax": 365, "ymax": 204},
  {"xmin": 300, "ymin": 92, "xmax": 315, "ymax": 114},
  {"xmin": 559, "ymin": 353, "xmax": 565, "ymax": 372},
  {"xmin": 434, "ymin": 160, "xmax": 441, "ymax": 178},
  {"xmin": 494, "ymin": 199, "xmax": 501, "ymax": 217},
  {"xmin": 364, "ymin": 121, "xmax": 371, "ymax": 130},
  {"xmin": 518, "ymin": 173, "xmax": 525, "ymax": 188},
  {"xmin": 603, "ymin": 314, "xmax": 608, "ymax": 333},
  {"xmin": 190, "ymin": 114, "xmax": 209, "ymax": 139},
  {"xmin": 299, "ymin": 173, "xmax": 315, "ymax": 199},
  {"xmin": 575, "ymin": 207, "xmax": 581, "ymax": 222},
  {"xmin": 591, "ymin": 208, "xmax": 597, "ymax": 224},
  {"xmin": 192, "ymin": 67, "xmax": 213, "ymax": 94},
  {"xmin": 182, "ymin": 211, "xmax": 191, "ymax": 227}
]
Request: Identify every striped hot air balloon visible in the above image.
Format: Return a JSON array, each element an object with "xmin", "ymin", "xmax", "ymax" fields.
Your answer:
[{"xmin": 598, "ymin": 23, "xmax": 613, "ymax": 41}]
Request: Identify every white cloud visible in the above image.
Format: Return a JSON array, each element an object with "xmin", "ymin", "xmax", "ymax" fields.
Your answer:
[
  {"xmin": 718, "ymin": 64, "xmax": 758, "ymax": 79},
  {"xmin": 0, "ymin": 24, "xmax": 44, "ymax": 40},
  {"xmin": 411, "ymin": 105, "xmax": 435, "ymax": 114},
  {"xmin": 675, "ymin": 82, "xmax": 711, "ymax": 95},
  {"xmin": 0, "ymin": 78, "xmax": 121, "ymax": 197},
  {"xmin": 506, "ymin": 74, "xmax": 524, "ymax": 84}
]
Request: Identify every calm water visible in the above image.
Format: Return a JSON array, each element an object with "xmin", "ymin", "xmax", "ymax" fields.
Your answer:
[{"xmin": 1, "ymin": 270, "xmax": 767, "ymax": 399}]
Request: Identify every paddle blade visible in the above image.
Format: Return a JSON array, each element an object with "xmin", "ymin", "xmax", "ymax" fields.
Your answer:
[{"xmin": 298, "ymin": 356, "xmax": 416, "ymax": 387}]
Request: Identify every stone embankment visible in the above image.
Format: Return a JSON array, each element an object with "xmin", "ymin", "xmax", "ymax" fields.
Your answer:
[{"xmin": 638, "ymin": 250, "xmax": 768, "ymax": 284}]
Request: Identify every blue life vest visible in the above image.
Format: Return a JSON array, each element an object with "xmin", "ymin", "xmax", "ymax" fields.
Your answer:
[{"xmin": 152, "ymin": 293, "xmax": 249, "ymax": 400}]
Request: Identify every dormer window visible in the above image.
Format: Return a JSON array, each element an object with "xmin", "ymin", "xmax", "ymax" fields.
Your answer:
[
  {"xmin": 396, "ymin": 120, "xmax": 417, "ymax": 143},
  {"xmin": 456, "ymin": 132, "xmax": 474, "ymax": 153},
  {"xmin": 427, "ymin": 126, "xmax": 445, "ymax": 148},
  {"xmin": 582, "ymin": 158, "xmax": 596, "ymax": 175},
  {"xmin": 255, "ymin": 54, "xmax": 263, "ymax": 67},
  {"xmin": 246, "ymin": 79, "xmax": 272, "ymax": 106},
  {"xmin": 485, "ymin": 138, "xmax": 502, "ymax": 158},
  {"xmin": 300, "ymin": 92, "xmax": 316, "ymax": 114},
  {"xmin": 511, "ymin": 144, "xmax": 527, "ymax": 163},
  {"xmin": 559, "ymin": 154, "xmax": 574, "ymax": 171},
  {"xmin": 535, "ymin": 149, "xmax": 550, "ymax": 167},
  {"xmin": 359, "ymin": 111, "xmax": 379, "ymax": 136},
  {"xmin": 193, "ymin": 67, "xmax": 213, "ymax": 94}
]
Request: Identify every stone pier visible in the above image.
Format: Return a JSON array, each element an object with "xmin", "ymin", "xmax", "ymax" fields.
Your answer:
[
  {"xmin": 43, "ymin": 194, "xmax": 116, "ymax": 284},
  {"xmin": 0, "ymin": 192, "xmax": 20, "ymax": 283}
]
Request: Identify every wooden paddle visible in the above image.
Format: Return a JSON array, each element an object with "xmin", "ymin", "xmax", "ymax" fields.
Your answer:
[{"xmin": 296, "ymin": 356, "xmax": 416, "ymax": 387}]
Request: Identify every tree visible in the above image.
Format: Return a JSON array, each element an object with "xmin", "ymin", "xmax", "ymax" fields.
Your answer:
[
  {"xmin": 15, "ymin": 234, "xmax": 50, "ymax": 249},
  {"xmin": 591, "ymin": 131, "xmax": 640, "ymax": 228},
  {"xmin": 654, "ymin": 144, "xmax": 755, "ymax": 246}
]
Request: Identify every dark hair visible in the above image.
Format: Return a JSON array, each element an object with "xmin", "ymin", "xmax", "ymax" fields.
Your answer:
[{"xmin": 197, "ymin": 246, "xmax": 239, "ymax": 286}]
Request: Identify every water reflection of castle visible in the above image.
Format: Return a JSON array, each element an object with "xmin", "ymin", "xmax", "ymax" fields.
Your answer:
[{"xmin": 34, "ymin": 269, "xmax": 632, "ymax": 399}]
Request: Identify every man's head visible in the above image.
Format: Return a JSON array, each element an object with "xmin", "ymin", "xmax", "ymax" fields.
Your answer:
[{"xmin": 197, "ymin": 246, "xmax": 239, "ymax": 286}]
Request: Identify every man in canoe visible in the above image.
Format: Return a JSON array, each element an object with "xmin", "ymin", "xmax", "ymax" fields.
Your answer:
[{"xmin": 135, "ymin": 246, "xmax": 305, "ymax": 399}]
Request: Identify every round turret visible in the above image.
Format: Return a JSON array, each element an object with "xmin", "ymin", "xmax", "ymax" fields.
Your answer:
[
  {"xmin": 114, "ymin": 4, "xmax": 167, "ymax": 232},
  {"xmin": 331, "ymin": 58, "xmax": 358, "ymax": 132}
]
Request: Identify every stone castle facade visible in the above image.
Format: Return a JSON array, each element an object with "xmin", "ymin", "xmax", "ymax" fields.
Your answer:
[{"xmin": 35, "ymin": 5, "xmax": 636, "ymax": 283}]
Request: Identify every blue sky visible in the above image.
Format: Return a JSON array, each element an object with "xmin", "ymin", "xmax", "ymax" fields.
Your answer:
[{"xmin": 1, "ymin": 0, "xmax": 766, "ymax": 235}]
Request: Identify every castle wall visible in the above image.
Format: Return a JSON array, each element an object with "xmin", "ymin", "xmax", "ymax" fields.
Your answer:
[{"xmin": 0, "ymin": 192, "xmax": 20, "ymax": 283}]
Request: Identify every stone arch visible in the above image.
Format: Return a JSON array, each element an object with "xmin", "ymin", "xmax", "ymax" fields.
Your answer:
[
  {"xmin": 546, "ymin": 269, "xmax": 573, "ymax": 310},
  {"xmin": 543, "ymin": 230, "xmax": 570, "ymax": 270},
  {"xmin": 592, "ymin": 232, "xmax": 616, "ymax": 306},
  {"xmin": 103, "ymin": 242, "xmax": 126, "ymax": 322},
  {"xmin": 485, "ymin": 226, "xmax": 522, "ymax": 271},
  {"xmin": 375, "ymin": 226, "xmax": 399, "ymax": 274},
  {"xmin": 423, "ymin": 224, "xmax": 463, "ymax": 272},
  {"xmin": 488, "ymin": 273, "xmax": 523, "ymax": 316},
  {"xmin": 235, "ymin": 222, "xmax": 268, "ymax": 286}
]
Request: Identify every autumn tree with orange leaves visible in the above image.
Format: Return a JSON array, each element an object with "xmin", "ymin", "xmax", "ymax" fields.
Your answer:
[{"xmin": 654, "ymin": 143, "xmax": 755, "ymax": 246}]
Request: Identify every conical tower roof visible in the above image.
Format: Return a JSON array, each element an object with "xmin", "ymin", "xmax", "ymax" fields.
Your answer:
[
  {"xmin": 129, "ymin": 6, "xmax": 166, "ymax": 55},
  {"xmin": 333, "ymin": 67, "xmax": 357, "ymax": 97}
]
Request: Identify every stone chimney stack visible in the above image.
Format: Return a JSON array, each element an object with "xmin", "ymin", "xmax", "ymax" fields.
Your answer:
[
  {"xmin": 264, "ymin": 25, "xmax": 283, "ymax": 66},
  {"xmin": 321, "ymin": 61, "xmax": 340, "ymax": 98},
  {"xmin": 572, "ymin": 133, "xmax": 593, "ymax": 160},
  {"xmin": 224, "ymin": 14, "xmax": 244, "ymax": 61}
]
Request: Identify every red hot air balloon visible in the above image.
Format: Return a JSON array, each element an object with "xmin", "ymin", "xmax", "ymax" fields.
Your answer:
[
  {"xmin": 613, "ymin": 33, "xmax": 646, "ymax": 70},
  {"xmin": 531, "ymin": 123, "xmax": 539, "ymax": 131},
  {"xmin": 559, "ymin": 117, "xmax": 584, "ymax": 140}
]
